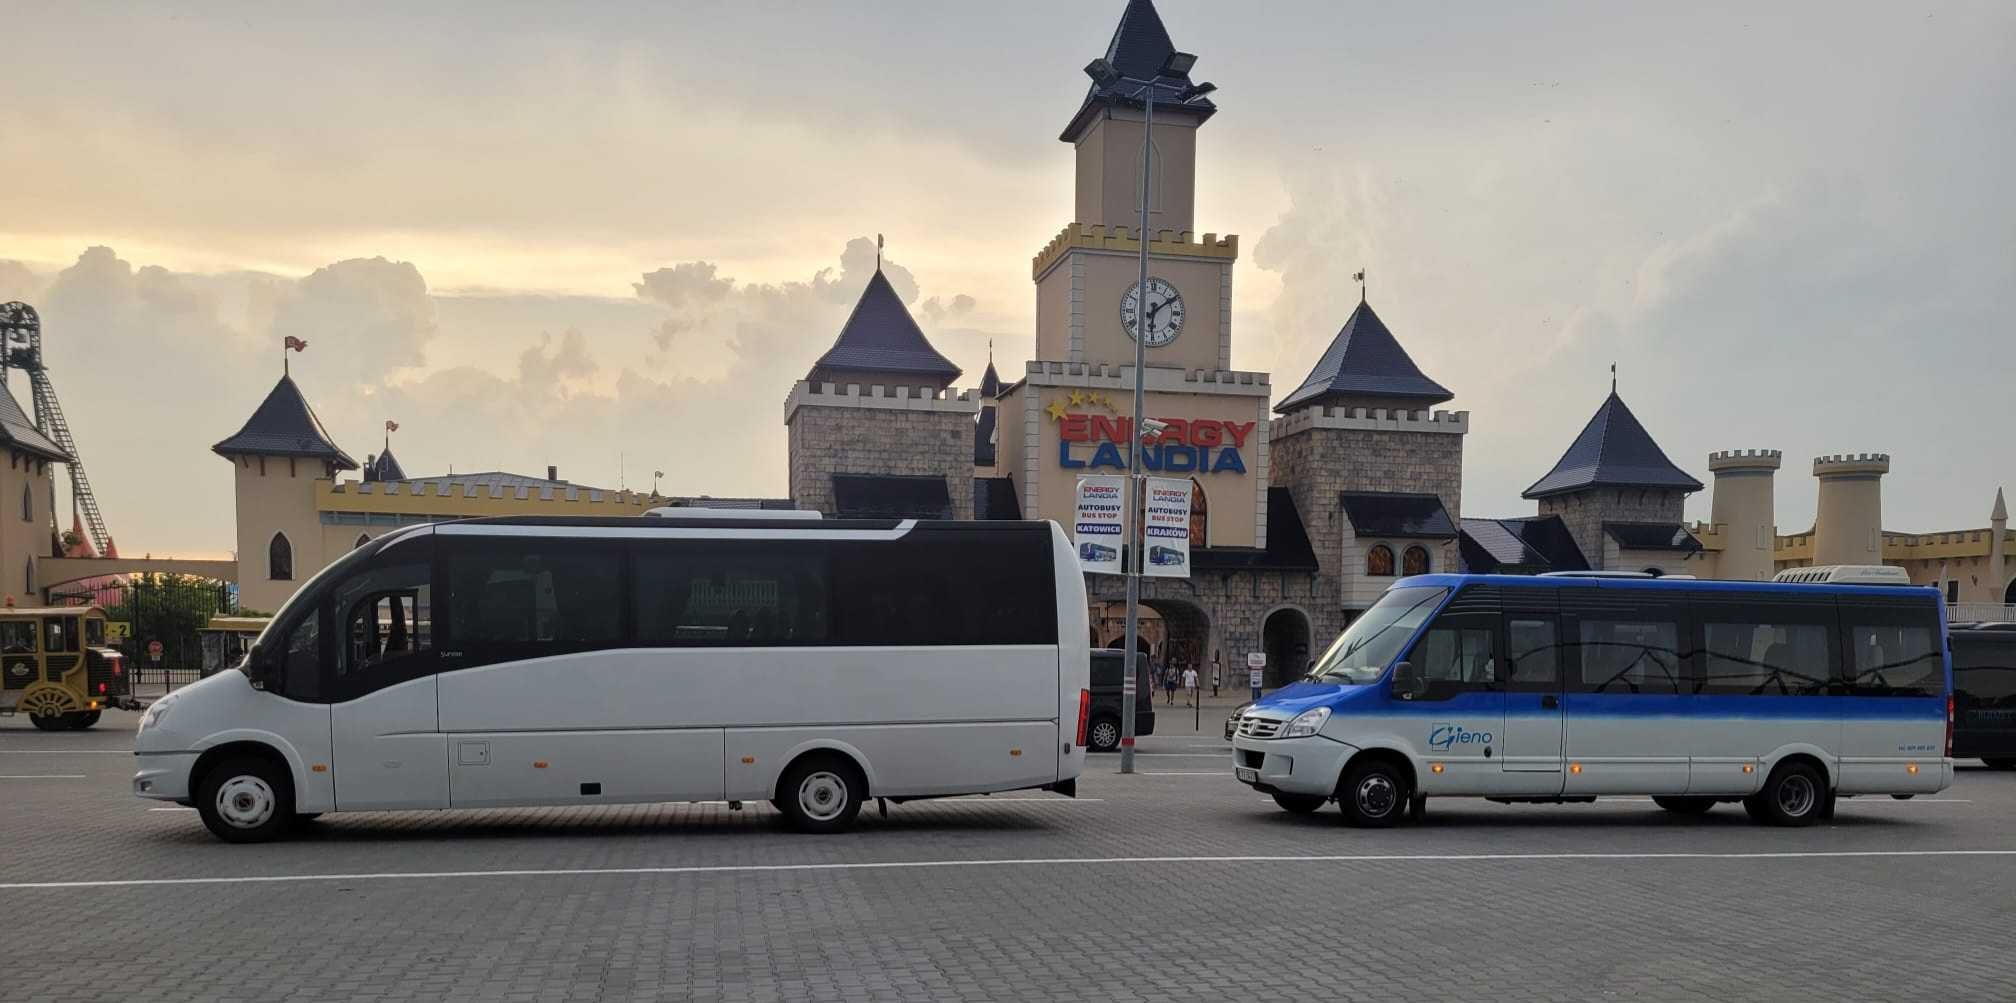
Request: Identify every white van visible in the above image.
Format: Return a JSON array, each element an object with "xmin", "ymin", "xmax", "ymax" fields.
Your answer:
[{"xmin": 135, "ymin": 514, "xmax": 1089, "ymax": 842}]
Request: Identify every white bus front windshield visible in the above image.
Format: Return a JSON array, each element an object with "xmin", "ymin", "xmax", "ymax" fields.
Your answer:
[{"xmin": 1305, "ymin": 586, "xmax": 1448, "ymax": 686}]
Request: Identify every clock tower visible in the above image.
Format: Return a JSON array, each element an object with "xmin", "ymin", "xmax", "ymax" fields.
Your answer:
[{"xmin": 1032, "ymin": 0, "xmax": 1237, "ymax": 374}]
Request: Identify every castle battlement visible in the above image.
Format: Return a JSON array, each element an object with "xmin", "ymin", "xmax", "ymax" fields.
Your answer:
[
  {"xmin": 1031, "ymin": 222, "xmax": 1239, "ymax": 281},
  {"xmin": 1708, "ymin": 448, "xmax": 1783, "ymax": 471},
  {"xmin": 1269, "ymin": 405, "xmax": 1470, "ymax": 440},
  {"xmin": 1813, "ymin": 452, "xmax": 1890, "ymax": 475},
  {"xmin": 1020, "ymin": 360, "xmax": 1270, "ymax": 396},
  {"xmin": 783, "ymin": 381, "xmax": 980, "ymax": 424},
  {"xmin": 316, "ymin": 478, "xmax": 664, "ymax": 518}
]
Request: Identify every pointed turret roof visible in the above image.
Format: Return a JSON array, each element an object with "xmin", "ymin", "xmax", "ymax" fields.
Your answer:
[
  {"xmin": 363, "ymin": 447, "xmax": 406, "ymax": 483},
  {"xmin": 980, "ymin": 357, "xmax": 1002, "ymax": 398},
  {"xmin": 1274, "ymin": 300, "xmax": 1454, "ymax": 414},
  {"xmin": 1523, "ymin": 391, "xmax": 1702, "ymax": 499},
  {"xmin": 212, "ymin": 374, "xmax": 358, "ymax": 469},
  {"xmin": 1061, "ymin": 0, "xmax": 1217, "ymax": 142},
  {"xmin": 0, "ymin": 381, "xmax": 69, "ymax": 462},
  {"xmin": 1994, "ymin": 487, "xmax": 2007, "ymax": 522},
  {"xmin": 807, "ymin": 270, "xmax": 962, "ymax": 386}
]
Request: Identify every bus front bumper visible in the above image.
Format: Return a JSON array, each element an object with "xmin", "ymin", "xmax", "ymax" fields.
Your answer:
[
  {"xmin": 1231, "ymin": 733, "xmax": 1355, "ymax": 798},
  {"xmin": 132, "ymin": 752, "xmax": 198, "ymax": 803}
]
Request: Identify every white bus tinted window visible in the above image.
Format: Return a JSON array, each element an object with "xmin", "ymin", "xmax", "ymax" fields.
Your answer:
[
  {"xmin": 334, "ymin": 560, "xmax": 432, "ymax": 678},
  {"xmin": 1701, "ymin": 622, "xmax": 1831, "ymax": 696},
  {"xmin": 449, "ymin": 543, "xmax": 621, "ymax": 646},
  {"xmin": 1847, "ymin": 624, "xmax": 1941, "ymax": 697},
  {"xmin": 634, "ymin": 546, "xmax": 828, "ymax": 646},
  {"xmin": 1506, "ymin": 618, "xmax": 1559, "ymax": 692},
  {"xmin": 1412, "ymin": 625, "xmax": 1497, "ymax": 695},
  {"xmin": 1578, "ymin": 619, "xmax": 1682, "ymax": 694},
  {"xmin": 828, "ymin": 533, "xmax": 1056, "ymax": 646}
]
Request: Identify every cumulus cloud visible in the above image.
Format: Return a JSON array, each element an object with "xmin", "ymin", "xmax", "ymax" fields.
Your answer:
[
  {"xmin": 271, "ymin": 257, "xmax": 437, "ymax": 383},
  {"xmin": 0, "ymin": 260, "xmax": 43, "ymax": 304}
]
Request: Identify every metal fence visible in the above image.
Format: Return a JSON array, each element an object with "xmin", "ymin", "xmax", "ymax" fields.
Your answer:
[
  {"xmin": 1952, "ymin": 603, "xmax": 2016, "ymax": 624},
  {"xmin": 50, "ymin": 574, "xmax": 240, "ymax": 694}
]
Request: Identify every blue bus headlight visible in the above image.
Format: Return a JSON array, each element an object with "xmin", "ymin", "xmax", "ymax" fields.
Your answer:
[{"xmin": 1283, "ymin": 707, "xmax": 1331, "ymax": 738}]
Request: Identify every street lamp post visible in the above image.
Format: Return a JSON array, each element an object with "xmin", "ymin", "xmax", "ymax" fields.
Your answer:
[{"xmin": 1083, "ymin": 53, "xmax": 1214, "ymax": 775}]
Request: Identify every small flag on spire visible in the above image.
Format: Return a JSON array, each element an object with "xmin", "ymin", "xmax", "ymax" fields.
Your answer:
[
  {"xmin": 284, "ymin": 336, "xmax": 308, "ymax": 352},
  {"xmin": 385, "ymin": 420, "xmax": 399, "ymax": 433}
]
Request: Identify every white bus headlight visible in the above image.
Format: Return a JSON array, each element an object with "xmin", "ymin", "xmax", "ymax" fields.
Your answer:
[{"xmin": 1283, "ymin": 707, "xmax": 1331, "ymax": 738}]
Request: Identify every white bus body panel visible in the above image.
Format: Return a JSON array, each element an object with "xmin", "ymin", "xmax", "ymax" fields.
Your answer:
[
  {"xmin": 130, "ymin": 671, "xmax": 338, "ymax": 813},
  {"xmin": 1049, "ymin": 522, "xmax": 1089, "ymax": 785},
  {"xmin": 332, "ymin": 675, "xmax": 447, "ymax": 810}
]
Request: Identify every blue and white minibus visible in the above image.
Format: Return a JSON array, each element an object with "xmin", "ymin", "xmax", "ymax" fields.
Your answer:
[{"xmin": 1231, "ymin": 573, "xmax": 1952, "ymax": 827}]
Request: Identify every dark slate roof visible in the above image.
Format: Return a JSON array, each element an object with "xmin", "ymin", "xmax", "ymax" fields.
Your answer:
[
  {"xmin": 0, "ymin": 382, "xmax": 69, "ymax": 462},
  {"xmin": 1191, "ymin": 488, "xmax": 1320, "ymax": 573},
  {"xmin": 1459, "ymin": 516, "xmax": 1588, "ymax": 574},
  {"xmin": 979, "ymin": 359, "xmax": 1002, "ymax": 398},
  {"xmin": 363, "ymin": 447, "xmax": 406, "ymax": 483},
  {"xmin": 211, "ymin": 375, "xmax": 358, "ymax": 469},
  {"xmin": 808, "ymin": 271, "xmax": 962, "ymax": 384},
  {"xmin": 1522, "ymin": 391, "xmax": 1703, "ymax": 499},
  {"xmin": 973, "ymin": 407, "xmax": 998, "ymax": 467},
  {"xmin": 1274, "ymin": 301, "xmax": 1454, "ymax": 413},
  {"xmin": 973, "ymin": 477, "xmax": 1022, "ymax": 521},
  {"xmin": 1604, "ymin": 521, "xmax": 1704, "ymax": 553},
  {"xmin": 1339, "ymin": 492, "xmax": 1458, "ymax": 539},
  {"xmin": 832, "ymin": 474, "xmax": 953, "ymax": 520},
  {"xmin": 660, "ymin": 496, "xmax": 797, "ymax": 510},
  {"xmin": 1060, "ymin": 0, "xmax": 1217, "ymax": 143}
]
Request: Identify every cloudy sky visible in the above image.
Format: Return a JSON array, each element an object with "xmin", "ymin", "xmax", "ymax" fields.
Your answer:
[{"xmin": 1, "ymin": 1, "xmax": 2010, "ymax": 558}]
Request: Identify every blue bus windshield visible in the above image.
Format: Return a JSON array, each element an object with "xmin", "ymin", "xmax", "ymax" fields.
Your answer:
[{"xmin": 1306, "ymin": 586, "xmax": 1448, "ymax": 685}]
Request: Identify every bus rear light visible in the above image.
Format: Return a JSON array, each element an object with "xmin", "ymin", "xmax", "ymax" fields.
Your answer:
[
  {"xmin": 1569, "ymin": 763, "xmax": 1583, "ymax": 775},
  {"xmin": 1075, "ymin": 689, "xmax": 1091, "ymax": 747}
]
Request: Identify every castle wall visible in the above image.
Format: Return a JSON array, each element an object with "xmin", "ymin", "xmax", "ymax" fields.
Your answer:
[
  {"xmin": 3, "ymin": 451, "xmax": 55, "ymax": 598},
  {"xmin": 231, "ymin": 455, "xmax": 331, "ymax": 613},
  {"xmin": 784, "ymin": 382, "xmax": 978, "ymax": 520},
  {"xmin": 1538, "ymin": 488, "xmax": 1685, "ymax": 571}
]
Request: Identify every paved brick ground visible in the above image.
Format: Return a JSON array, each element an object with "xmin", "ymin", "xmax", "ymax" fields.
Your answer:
[{"xmin": 3, "ymin": 712, "xmax": 2013, "ymax": 1002}]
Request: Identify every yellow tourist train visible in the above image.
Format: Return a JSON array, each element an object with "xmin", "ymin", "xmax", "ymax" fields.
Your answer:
[{"xmin": 0, "ymin": 603, "xmax": 135, "ymax": 731}]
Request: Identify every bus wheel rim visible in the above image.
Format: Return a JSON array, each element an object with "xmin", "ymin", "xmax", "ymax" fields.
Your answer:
[
  {"xmin": 216, "ymin": 776, "xmax": 276, "ymax": 829},
  {"xmin": 798, "ymin": 772, "xmax": 849, "ymax": 822},
  {"xmin": 1090, "ymin": 721, "xmax": 1118, "ymax": 748},
  {"xmin": 1777, "ymin": 774, "xmax": 1814, "ymax": 817},
  {"xmin": 1356, "ymin": 775, "xmax": 1396, "ymax": 818}
]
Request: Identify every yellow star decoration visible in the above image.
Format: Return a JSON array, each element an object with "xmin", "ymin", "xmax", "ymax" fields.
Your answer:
[
  {"xmin": 1068, "ymin": 390, "xmax": 1086, "ymax": 407},
  {"xmin": 1045, "ymin": 399, "xmax": 1069, "ymax": 422}
]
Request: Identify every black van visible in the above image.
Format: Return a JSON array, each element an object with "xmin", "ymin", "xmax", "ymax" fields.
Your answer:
[
  {"xmin": 1951, "ymin": 624, "xmax": 2016, "ymax": 769},
  {"xmin": 1086, "ymin": 649, "xmax": 1156, "ymax": 752}
]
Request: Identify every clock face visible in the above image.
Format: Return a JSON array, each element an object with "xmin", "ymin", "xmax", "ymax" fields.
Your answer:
[{"xmin": 1120, "ymin": 278, "xmax": 1184, "ymax": 348}]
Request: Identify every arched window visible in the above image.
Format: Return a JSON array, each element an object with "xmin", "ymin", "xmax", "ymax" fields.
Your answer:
[
  {"xmin": 24, "ymin": 557, "xmax": 33, "ymax": 594},
  {"xmin": 354, "ymin": 533, "xmax": 371, "ymax": 550},
  {"xmin": 1188, "ymin": 478, "xmax": 1208, "ymax": 548},
  {"xmin": 20, "ymin": 482, "xmax": 30, "ymax": 522},
  {"xmin": 1402, "ymin": 545, "xmax": 1430, "ymax": 577},
  {"xmin": 1366, "ymin": 544, "xmax": 1395, "ymax": 577},
  {"xmin": 2006, "ymin": 577, "xmax": 2016, "ymax": 606},
  {"xmin": 268, "ymin": 532, "xmax": 294, "ymax": 581}
]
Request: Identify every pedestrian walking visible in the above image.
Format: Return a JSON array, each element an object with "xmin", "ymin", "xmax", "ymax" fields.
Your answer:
[
  {"xmin": 1163, "ymin": 664, "xmax": 1179, "ymax": 706},
  {"xmin": 1182, "ymin": 664, "xmax": 1199, "ymax": 706},
  {"xmin": 1249, "ymin": 663, "xmax": 1264, "ymax": 702}
]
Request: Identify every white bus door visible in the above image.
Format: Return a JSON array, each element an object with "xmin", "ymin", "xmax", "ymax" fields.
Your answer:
[
  {"xmin": 1402, "ymin": 612, "xmax": 1510, "ymax": 794},
  {"xmin": 328, "ymin": 566, "xmax": 448, "ymax": 811},
  {"xmin": 1500, "ymin": 612, "xmax": 1566, "ymax": 793}
]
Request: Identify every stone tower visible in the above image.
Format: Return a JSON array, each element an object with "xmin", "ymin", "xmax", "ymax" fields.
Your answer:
[
  {"xmin": 212, "ymin": 374, "xmax": 359, "ymax": 612},
  {"xmin": 0, "ymin": 382, "xmax": 70, "ymax": 600},
  {"xmin": 785, "ymin": 268, "xmax": 976, "ymax": 520},
  {"xmin": 1270, "ymin": 299, "xmax": 1467, "ymax": 619},
  {"xmin": 1523, "ymin": 390, "xmax": 1703, "ymax": 573},
  {"xmin": 1707, "ymin": 449, "xmax": 1781, "ymax": 581},
  {"xmin": 1810, "ymin": 453, "xmax": 1889, "ymax": 566}
]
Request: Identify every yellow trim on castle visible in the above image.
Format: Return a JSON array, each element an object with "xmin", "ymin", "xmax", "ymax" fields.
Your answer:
[
  {"xmin": 316, "ymin": 479, "xmax": 666, "ymax": 518},
  {"xmin": 1031, "ymin": 222, "xmax": 1238, "ymax": 281}
]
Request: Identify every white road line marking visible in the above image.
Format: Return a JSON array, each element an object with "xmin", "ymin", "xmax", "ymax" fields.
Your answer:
[
  {"xmin": 8, "ymin": 849, "xmax": 2016, "ymax": 892},
  {"xmin": 1128, "ymin": 754, "xmax": 1229, "ymax": 759},
  {"xmin": 1842, "ymin": 798, "xmax": 1971, "ymax": 805},
  {"xmin": 0, "ymin": 774, "xmax": 86, "ymax": 779},
  {"xmin": 147, "ymin": 807, "xmax": 195, "ymax": 812},
  {"xmin": 1137, "ymin": 771, "xmax": 1227, "ymax": 776}
]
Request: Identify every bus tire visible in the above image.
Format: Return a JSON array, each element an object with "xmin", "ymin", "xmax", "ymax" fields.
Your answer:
[
  {"xmin": 1652, "ymin": 796, "xmax": 1715, "ymax": 816},
  {"xmin": 1272, "ymin": 793, "xmax": 1326, "ymax": 814},
  {"xmin": 1751, "ymin": 761, "xmax": 1826, "ymax": 827},
  {"xmin": 1086, "ymin": 715, "xmax": 1122, "ymax": 753},
  {"xmin": 196, "ymin": 756, "xmax": 295, "ymax": 844},
  {"xmin": 1984, "ymin": 758, "xmax": 2016, "ymax": 771},
  {"xmin": 1338, "ymin": 759, "xmax": 1409, "ymax": 828},
  {"xmin": 776, "ymin": 754, "xmax": 865, "ymax": 834}
]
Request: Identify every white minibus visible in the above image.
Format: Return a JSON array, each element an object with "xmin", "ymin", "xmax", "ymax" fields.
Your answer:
[
  {"xmin": 135, "ymin": 514, "xmax": 1089, "ymax": 841},
  {"xmin": 1233, "ymin": 573, "xmax": 1952, "ymax": 827}
]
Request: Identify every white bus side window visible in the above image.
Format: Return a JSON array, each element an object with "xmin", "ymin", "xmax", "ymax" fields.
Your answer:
[
  {"xmin": 1846, "ymin": 623, "xmax": 1941, "ymax": 698},
  {"xmin": 333, "ymin": 560, "xmax": 432, "ymax": 679},
  {"xmin": 1506, "ymin": 618, "xmax": 1559, "ymax": 692},
  {"xmin": 1576, "ymin": 619, "xmax": 1682, "ymax": 695},
  {"xmin": 1701, "ymin": 621, "xmax": 1830, "ymax": 696},
  {"xmin": 1406, "ymin": 620, "xmax": 1497, "ymax": 700},
  {"xmin": 447, "ymin": 540, "xmax": 621, "ymax": 651}
]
